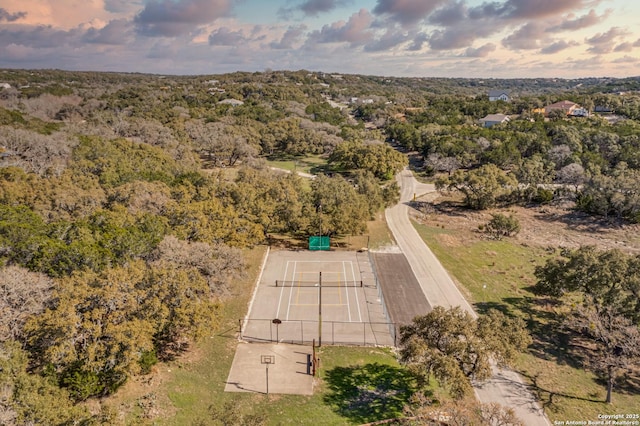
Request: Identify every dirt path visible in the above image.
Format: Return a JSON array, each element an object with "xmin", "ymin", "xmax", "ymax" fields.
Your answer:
[{"xmin": 385, "ymin": 168, "xmax": 550, "ymax": 426}]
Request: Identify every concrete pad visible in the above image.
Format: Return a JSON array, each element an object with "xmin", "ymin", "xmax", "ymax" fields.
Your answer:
[{"xmin": 225, "ymin": 342, "xmax": 314, "ymax": 395}]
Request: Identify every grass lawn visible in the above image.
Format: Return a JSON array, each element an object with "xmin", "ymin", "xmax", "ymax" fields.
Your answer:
[
  {"xmin": 266, "ymin": 155, "xmax": 332, "ymax": 175},
  {"xmin": 411, "ymin": 220, "xmax": 640, "ymax": 423}
]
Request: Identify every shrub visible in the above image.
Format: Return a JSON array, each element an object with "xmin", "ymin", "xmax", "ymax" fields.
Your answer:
[
  {"xmin": 485, "ymin": 213, "xmax": 520, "ymax": 240},
  {"xmin": 533, "ymin": 187, "xmax": 554, "ymax": 204}
]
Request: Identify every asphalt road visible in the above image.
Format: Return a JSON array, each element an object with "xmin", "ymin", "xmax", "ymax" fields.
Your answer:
[
  {"xmin": 385, "ymin": 168, "xmax": 550, "ymax": 426},
  {"xmin": 371, "ymin": 252, "xmax": 431, "ymax": 325}
]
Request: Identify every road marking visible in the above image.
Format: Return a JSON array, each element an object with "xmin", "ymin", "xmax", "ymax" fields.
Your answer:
[
  {"xmin": 275, "ymin": 260, "xmax": 290, "ymax": 319},
  {"xmin": 342, "ymin": 261, "xmax": 352, "ymax": 322}
]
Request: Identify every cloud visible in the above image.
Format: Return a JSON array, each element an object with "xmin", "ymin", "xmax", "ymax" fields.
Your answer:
[
  {"xmin": 427, "ymin": 19, "xmax": 498, "ymax": 51},
  {"xmin": 428, "ymin": 1, "xmax": 467, "ymax": 26},
  {"xmin": 502, "ymin": 22, "xmax": 546, "ymax": 50},
  {"xmin": 612, "ymin": 55, "xmax": 639, "ymax": 64},
  {"xmin": 270, "ymin": 24, "xmax": 307, "ymax": 49},
  {"xmin": 0, "ymin": 7, "xmax": 27, "ymax": 22},
  {"xmin": 540, "ymin": 40, "xmax": 579, "ymax": 54},
  {"xmin": 586, "ymin": 27, "xmax": 629, "ymax": 54},
  {"xmin": 83, "ymin": 19, "xmax": 134, "ymax": 45},
  {"xmin": 308, "ymin": 8, "xmax": 374, "ymax": 46},
  {"xmin": 134, "ymin": 0, "xmax": 232, "ymax": 37},
  {"xmin": 0, "ymin": 24, "xmax": 82, "ymax": 49},
  {"xmin": 464, "ymin": 43, "xmax": 496, "ymax": 57},
  {"xmin": 104, "ymin": 0, "xmax": 143, "ymax": 14},
  {"xmin": 364, "ymin": 28, "xmax": 410, "ymax": 52},
  {"xmin": 373, "ymin": 0, "xmax": 447, "ymax": 27},
  {"xmin": 407, "ymin": 31, "xmax": 428, "ymax": 51},
  {"xmin": 548, "ymin": 9, "xmax": 610, "ymax": 32},
  {"xmin": 279, "ymin": 0, "xmax": 353, "ymax": 18},
  {"xmin": 208, "ymin": 27, "xmax": 246, "ymax": 46},
  {"xmin": 498, "ymin": 0, "xmax": 597, "ymax": 20},
  {"xmin": 614, "ymin": 42, "xmax": 633, "ymax": 53}
]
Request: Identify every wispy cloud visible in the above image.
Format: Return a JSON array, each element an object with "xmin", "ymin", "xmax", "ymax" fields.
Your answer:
[
  {"xmin": 464, "ymin": 43, "xmax": 496, "ymax": 57},
  {"xmin": 548, "ymin": 9, "xmax": 611, "ymax": 32},
  {"xmin": 373, "ymin": 0, "xmax": 446, "ymax": 27},
  {"xmin": 540, "ymin": 40, "xmax": 579, "ymax": 54},
  {"xmin": 279, "ymin": 0, "xmax": 353, "ymax": 18},
  {"xmin": 0, "ymin": 7, "xmax": 26, "ymax": 22},
  {"xmin": 270, "ymin": 24, "xmax": 307, "ymax": 49},
  {"xmin": 586, "ymin": 26, "xmax": 629, "ymax": 54}
]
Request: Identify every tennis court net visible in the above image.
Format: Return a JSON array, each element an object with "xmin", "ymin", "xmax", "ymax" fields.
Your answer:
[{"xmin": 274, "ymin": 280, "xmax": 363, "ymax": 287}]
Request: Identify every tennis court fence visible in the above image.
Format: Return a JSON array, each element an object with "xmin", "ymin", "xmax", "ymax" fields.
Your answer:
[{"xmin": 240, "ymin": 318, "xmax": 397, "ymax": 347}]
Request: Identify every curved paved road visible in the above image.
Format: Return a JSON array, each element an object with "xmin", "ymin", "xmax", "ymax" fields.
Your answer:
[{"xmin": 385, "ymin": 169, "xmax": 550, "ymax": 426}]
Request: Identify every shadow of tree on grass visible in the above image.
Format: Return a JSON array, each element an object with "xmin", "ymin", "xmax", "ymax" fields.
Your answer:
[{"xmin": 323, "ymin": 362, "xmax": 422, "ymax": 424}]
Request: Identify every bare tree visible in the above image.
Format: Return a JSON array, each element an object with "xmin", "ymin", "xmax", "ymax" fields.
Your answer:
[
  {"xmin": 556, "ymin": 163, "xmax": 586, "ymax": 192},
  {"xmin": 564, "ymin": 305, "xmax": 640, "ymax": 404},
  {"xmin": 0, "ymin": 127, "xmax": 76, "ymax": 176},
  {"xmin": 154, "ymin": 236, "xmax": 245, "ymax": 296},
  {"xmin": 0, "ymin": 266, "xmax": 54, "ymax": 342}
]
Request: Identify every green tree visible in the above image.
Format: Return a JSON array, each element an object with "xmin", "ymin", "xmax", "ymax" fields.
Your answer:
[
  {"xmin": 515, "ymin": 155, "xmax": 554, "ymax": 202},
  {"xmin": 484, "ymin": 213, "xmax": 521, "ymax": 240},
  {"xmin": 305, "ymin": 102, "xmax": 345, "ymax": 125},
  {"xmin": 577, "ymin": 163, "xmax": 640, "ymax": 222},
  {"xmin": 24, "ymin": 262, "xmax": 218, "ymax": 399},
  {"xmin": 0, "ymin": 341, "xmax": 89, "ymax": 424},
  {"xmin": 399, "ymin": 307, "xmax": 531, "ymax": 399},
  {"xmin": 310, "ymin": 174, "xmax": 369, "ymax": 236},
  {"xmin": 436, "ymin": 164, "xmax": 517, "ymax": 210},
  {"xmin": 534, "ymin": 246, "xmax": 640, "ymax": 326},
  {"xmin": 534, "ymin": 246, "xmax": 640, "ymax": 403},
  {"xmin": 328, "ymin": 141, "xmax": 407, "ymax": 180}
]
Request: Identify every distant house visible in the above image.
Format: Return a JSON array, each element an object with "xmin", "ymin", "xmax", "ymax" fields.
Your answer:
[
  {"xmin": 570, "ymin": 107, "xmax": 589, "ymax": 117},
  {"xmin": 479, "ymin": 114, "xmax": 510, "ymax": 127},
  {"xmin": 0, "ymin": 83, "xmax": 11, "ymax": 89},
  {"xmin": 488, "ymin": 90, "xmax": 510, "ymax": 102},
  {"xmin": 218, "ymin": 99, "xmax": 244, "ymax": 107},
  {"xmin": 594, "ymin": 105, "xmax": 614, "ymax": 114},
  {"xmin": 544, "ymin": 100, "xmax": 580, "ymax": 117}
]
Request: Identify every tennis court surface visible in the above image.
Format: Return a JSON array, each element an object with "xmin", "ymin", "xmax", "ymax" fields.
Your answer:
[{"xmin": 241, "ymin": 250, "xmax": 395, "ymax": 347}]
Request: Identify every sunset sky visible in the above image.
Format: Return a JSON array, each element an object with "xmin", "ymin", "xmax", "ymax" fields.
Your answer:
[{"xmin": 1, "ymin": 0, "xmax": 639, "ymax": 78}]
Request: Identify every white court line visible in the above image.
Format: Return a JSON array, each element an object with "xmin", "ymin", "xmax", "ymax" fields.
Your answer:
[
  {"xmin": 275, "ymin": 260, "xmax": 290, "ymax": 319},
  {"xmin": 350, "ymin": 260, "xmax": 363, "ymax": 322},
  {"xmin": 286, "ymin": 261, "xmax": 298, "ymax": 320},
  {"xmin": 342, "ymin": 261, "xmax": 352, "ymax": 322}
]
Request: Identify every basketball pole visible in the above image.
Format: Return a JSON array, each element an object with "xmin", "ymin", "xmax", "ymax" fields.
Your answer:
[{"xmin": 318, "ymin": 271, "xmax": 322, "ymax": 347}]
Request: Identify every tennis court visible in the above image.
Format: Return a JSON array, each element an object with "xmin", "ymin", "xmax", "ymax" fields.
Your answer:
[{"xmin": 241, "ymin": 250, "xmax": 395, "ymax": 346}]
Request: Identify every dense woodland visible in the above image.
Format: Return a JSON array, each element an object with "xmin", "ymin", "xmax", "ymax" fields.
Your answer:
[{"xmin": 1, "ymin": 68, "xmax": 640, "ymax": 423}]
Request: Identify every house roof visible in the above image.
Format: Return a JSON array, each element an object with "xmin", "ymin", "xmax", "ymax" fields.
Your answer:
[
  {"xmin": 545, "ymin": 100, "xmax": 578, "ymax": 110},
  {"xmin": 488, "ymin": 90, "xmax": 509, "ymax": 97},
  {"xmin": 479, "ymin": 114, "xmax": 510, "ymax": 122}
]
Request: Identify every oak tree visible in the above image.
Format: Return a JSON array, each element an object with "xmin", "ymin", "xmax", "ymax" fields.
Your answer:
[{"xmin": 399, "ymin": 307, "xmax": 531, "ymax": 399}]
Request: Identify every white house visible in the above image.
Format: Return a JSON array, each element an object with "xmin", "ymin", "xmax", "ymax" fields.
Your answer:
[
  {"xmin": 479, "ymin": 114, "xmax": 510, "ymax": 128},
  {"xmin": 488, "ymin": 90, "xmax": 510, "ymax": 102}
]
